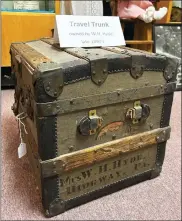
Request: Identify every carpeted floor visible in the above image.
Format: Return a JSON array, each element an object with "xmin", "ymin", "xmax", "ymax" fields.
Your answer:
[{"xmin": 1, "ymin": 90, "xmax": 181, "ymax": 220}]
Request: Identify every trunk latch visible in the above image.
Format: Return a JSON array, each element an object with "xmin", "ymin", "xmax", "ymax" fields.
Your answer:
[
  {"xmin": 126, "ymin": 101, "xmax": 150, "ymax": 124},
  {"xmin": 77, "ymin": 110, "xmax": 103, "ymax": 136}
]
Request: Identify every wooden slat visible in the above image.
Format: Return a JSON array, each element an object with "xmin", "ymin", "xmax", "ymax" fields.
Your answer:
[
  {"xmin": 11, "ymin": 42, "xmax": 51, "ymax": 69},
  {"xmin": 41, "ymin": 126, "xmax": 171, "ymax": 178}
]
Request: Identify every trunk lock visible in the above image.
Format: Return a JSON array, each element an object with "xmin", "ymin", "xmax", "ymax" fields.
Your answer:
[
  {"xmin": 77, "ymin": 110, "xmax": 103, "ymax": 136},
  {"xmin": 126, "ymin": 101, "xmax": 150, "ymax": 124}
]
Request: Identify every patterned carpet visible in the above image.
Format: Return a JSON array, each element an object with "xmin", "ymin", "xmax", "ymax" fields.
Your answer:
[{"xmin": 1, "ymin": 90, "xmax": 181, "ymax": 220}]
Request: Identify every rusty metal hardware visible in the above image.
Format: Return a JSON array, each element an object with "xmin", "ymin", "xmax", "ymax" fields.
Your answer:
[
  {"xmin": 11, "ymin": 87, "xmax": 22, "ymax": 116},
  {"xmin": 126, "ymin": 101, "xmax": 150, "ymax": 124},
  {"xmin": 64, "ymin": 48, "xmax": 108, "ymax": 85},
  {"xmin": 163, "ymin": 56, "xmax": 179, "ymax": 81},
  {"xmin": 90, "ymin": 58, "xmax": 108, "ymax": 85},
  {"xmin": 130, "ymin": 65, "xmax": 144, "ymax": 79},
  {"xmin": 77, "ymin": 110, "xmax": 103, "ymax": 136},
  {"xmin": 42, "ymin": 68, "xmax": 64, "ymax": 98}
]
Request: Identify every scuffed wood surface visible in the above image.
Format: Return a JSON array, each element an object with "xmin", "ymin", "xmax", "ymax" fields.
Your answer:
[
  {"xmin": 11, "ymin": 43, "xmax": 51, "ymax": 69},
  {"xmin": 41, "ymin": 126, "xmax": 171, "ymax": 178}
]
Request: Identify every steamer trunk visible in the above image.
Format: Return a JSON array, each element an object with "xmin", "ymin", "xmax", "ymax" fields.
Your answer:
[{"xmin": 11, "ymin": 38, "xmax": 178, "ymax": 217}]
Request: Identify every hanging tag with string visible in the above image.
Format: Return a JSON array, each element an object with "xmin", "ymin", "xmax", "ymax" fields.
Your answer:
[{"xmin": 16, "ymin": 112, "xmax": 28, "ymax": 158}]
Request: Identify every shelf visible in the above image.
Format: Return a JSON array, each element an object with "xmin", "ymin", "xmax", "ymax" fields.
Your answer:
[
  {"xmin": 126, "ymin": 40, "xmax": 153, "ymax": 45},
  {"xmin": 168, "ymin": 22, "xmax": 182, "ymax": 25}
]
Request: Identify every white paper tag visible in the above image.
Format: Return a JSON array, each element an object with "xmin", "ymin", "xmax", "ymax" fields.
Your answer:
[
  {"xmin": 54, "ymin": 15, "xmax": 126, "ymax": 47},
  {"xmin": 18, "ymin": 143, "xmax": 27, "ymax": 158}
]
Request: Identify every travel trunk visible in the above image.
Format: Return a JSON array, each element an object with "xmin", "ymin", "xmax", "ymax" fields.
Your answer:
[{"xmin": 10, "ymin": 38, "xmax": 178, "ymax": 218}]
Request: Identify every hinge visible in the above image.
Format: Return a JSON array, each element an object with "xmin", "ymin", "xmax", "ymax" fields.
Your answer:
[
  {"xmin": 129, "ymin": 53, "xmax": 146, "ymax": 79},
  {"xmin": 130, "ymin": 65, "xmax": 144, "ymax": 79},
  {"xmin": 90, "ymin": 57, "xmax": 108, "ymax": 85}
]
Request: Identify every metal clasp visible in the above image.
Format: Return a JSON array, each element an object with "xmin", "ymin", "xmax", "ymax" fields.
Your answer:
[
  {"xmin": 126, "ymin": 101, "xmax": 142, "ymax": 124},
  {"xmin": 77, "ymin": 110, "xmax": 103, "ymax": 136},
  {"xmin": 89, "ymin": 110, "xmax": 103, "ymax": 135}
]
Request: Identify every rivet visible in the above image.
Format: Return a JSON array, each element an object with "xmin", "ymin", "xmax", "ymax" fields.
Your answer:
[
  {"xmin": 70, "ymin": 99, "xmax": 74, "ymax": 104},
  {"xmin": 117, "ymin": 91, "xmax": 121, "ymax": 96},
  {"xmin": 62, "ymin": 163, "xmax": 66, "ymax": 168},
  {"xmin": 98, "ymin": 80, "xmax": 102, "ymax": 84},
  {"xmin": 112, "ymin": 134, "xmax": 116, "ymax": 140},
  {"xmin": 150, "ymin": 124, "xmax": 153, "ymax": 129},
  {"xmin": 46, "ymin": 86, "xmax": 50, "ymax": 91},
  {"xmin": 59, "ymin": 85, "xmax": 63, "ymax": 89},
  {"xmin": 162, "ymin": 138, "xmax": 165, "ymax": 141},
  {"xmin": 56, "ymin": 105, "xmax": 60, "ymax": 109},
  {"xmin": 163, "ymin": 131, "xmax": 166, "ymax": 135},
  {"xmin": 53, "ymin": 162, "xmax": 56, "ymax": 166},
  {"xmin": 54, "ymin": 91, "xmax": 57, "ymax": 96},
  {"xmin": 156, "ymin": 136, "xmax": 160, "ymax": 141},
  {"xmin": 92, "ymin": 71, "xmax": 96, "ymax": 75},
  {"xmin": 103, "ymin": 69, "xmax": 107, "ymax": 74},
  {"xmin": 160, "ymin": 85, "xmax": 163, "ymax": 89},
  {"xmin": 145, "ymin": 82, "xmax": 149, "ymax": 86},
  {"xmin": 54, "ymin": 170, "xmax": 57, "ymax": 174},
  {"xmin": 60, "ymin": 201, "xmax": 64, "ymax": 205},
  {"xmin": 68, "ymin": 146, "xmax": 74, "ymax": 151},
  {"xmin": 45, "ymin": 210, "xmax": 49, "ymax": 216}
]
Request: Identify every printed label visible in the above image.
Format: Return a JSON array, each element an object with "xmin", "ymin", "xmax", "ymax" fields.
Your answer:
[
  {"xmin": 54, "ymin": 15, "xmax": 125, "ymax": 47},
  {"xmin": 59, "ymin": 145, "xmax": 157, "ymax": 200}
]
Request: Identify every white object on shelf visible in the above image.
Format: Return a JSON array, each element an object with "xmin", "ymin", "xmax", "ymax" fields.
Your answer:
[
  {"xmin": 1, "ymin": 1, "xmax": 14, "ymax": 10},
  {"xmin": 13, "ymin": 1, "xmax": 24, "ymax": 10},
  {"xmin": 13, "ymin": 1, "xmax": 40, "ymax": 10},
  {"xmin": 23, "ymin": 1, "xmax": 40, "ymax": 10},
  {"xmin": 61, "ymin": 0, "xmax": 103, "ymax": 16},
  {"xmin": 173, "ymin": 1, "xmax": 182, "ymax": 8}
]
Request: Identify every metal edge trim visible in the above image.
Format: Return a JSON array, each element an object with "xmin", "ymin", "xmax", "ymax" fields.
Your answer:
[{"xmin": 151, "ymin": 91, "xmax": 175, "ymax": 179}]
